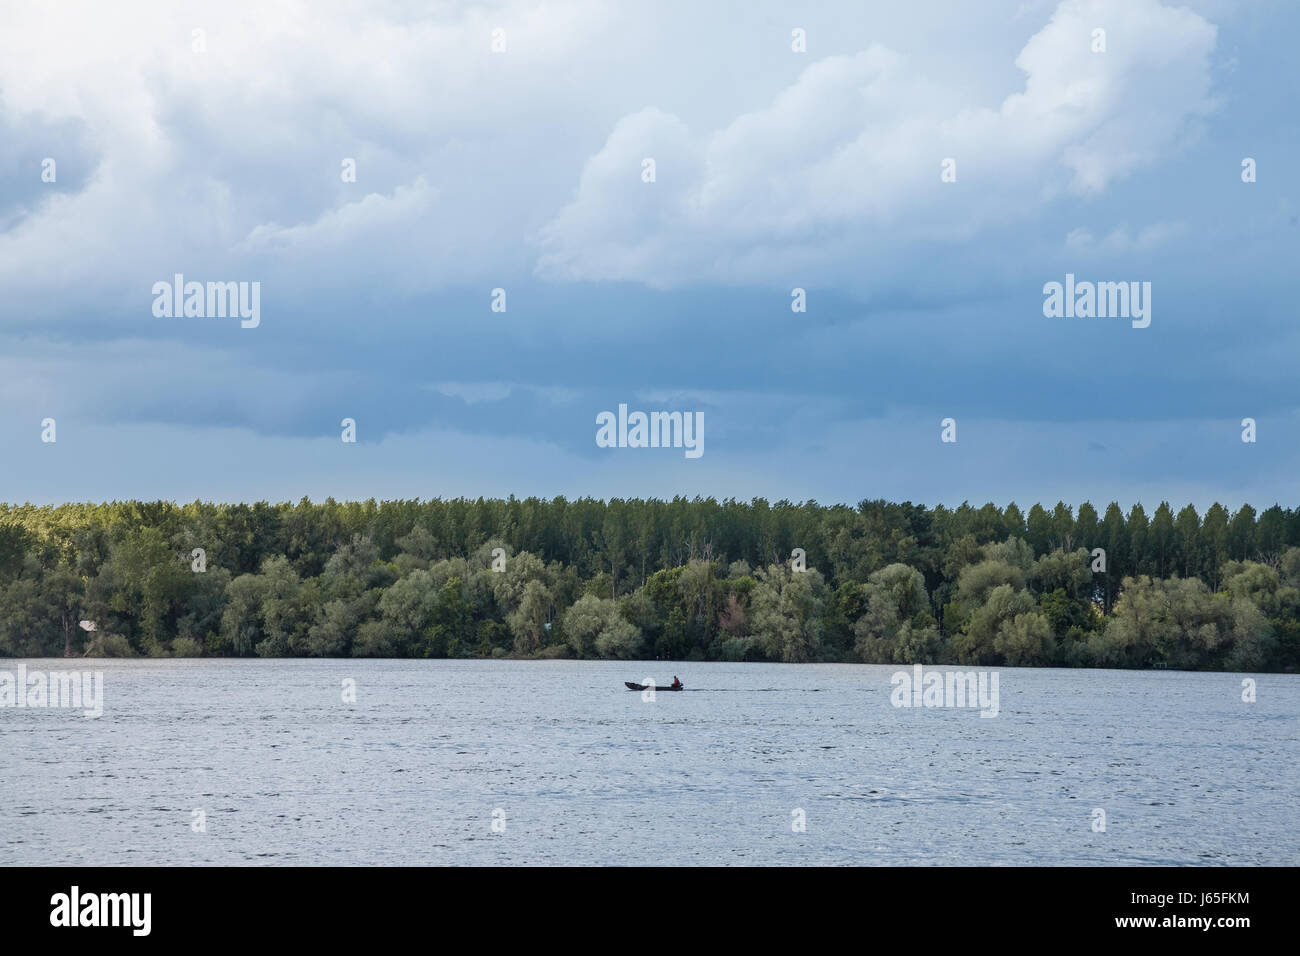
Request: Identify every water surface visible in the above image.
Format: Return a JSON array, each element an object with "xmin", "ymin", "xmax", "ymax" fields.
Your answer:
[{"xmin": 2, "ymin": 659, "xmax": 1295, "ymax": 865}]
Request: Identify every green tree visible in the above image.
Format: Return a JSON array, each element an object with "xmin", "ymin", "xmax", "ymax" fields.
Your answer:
[
  {"xmin": 748, "ymin": 565, "xmax": 826, "ymax": 662},
  {"xmin": 853, "ymin": 564, "xmax": 940, "ymax": 663}
]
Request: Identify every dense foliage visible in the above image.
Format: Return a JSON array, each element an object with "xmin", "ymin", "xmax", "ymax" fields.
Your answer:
[{"xmin": 2, "ymin": 497, "xmax": 1298, "ymax": 671}]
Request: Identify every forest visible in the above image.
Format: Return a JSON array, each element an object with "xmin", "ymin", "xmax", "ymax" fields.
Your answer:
[{"xmin": 1, "ymin": 496, "xmax": 1297, "ymax": 671}]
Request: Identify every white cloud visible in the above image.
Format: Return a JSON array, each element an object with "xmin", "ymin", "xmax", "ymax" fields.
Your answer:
[
  {"xmin": 0, "ymin": 0, "xmax": 1218, "ymax": 308},
  {"xmin": 1066, "ymin": 221, "xmax": 1187, "ymax": 253},
  {"xmin": 0, "ymin": 0, "xmax": 616, "ymax": 306},
  {"xmin": 535, "ymin": 0, "xmax": 1217, "ymax": 286}
]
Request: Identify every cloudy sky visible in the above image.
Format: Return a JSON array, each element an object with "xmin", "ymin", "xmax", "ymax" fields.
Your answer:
[{"xmin": 1, "ymin": 0, "xmax": 1296, "ymax": 509}]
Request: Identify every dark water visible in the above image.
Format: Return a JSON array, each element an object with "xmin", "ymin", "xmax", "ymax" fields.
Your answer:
[{"xmin": 1, "ymin": 659, "xmax": 1296, "ymax": 865}]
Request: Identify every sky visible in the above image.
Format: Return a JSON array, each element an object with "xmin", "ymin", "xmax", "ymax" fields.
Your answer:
[{"xmin": 1, "ymin": 0, "xmax": 1297, "ymax": 510}]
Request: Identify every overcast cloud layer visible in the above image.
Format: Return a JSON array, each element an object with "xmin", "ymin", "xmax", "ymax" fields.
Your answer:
[{"xmin": 1, "ymin": 0, "xmax": 1297, "ymax": 509}]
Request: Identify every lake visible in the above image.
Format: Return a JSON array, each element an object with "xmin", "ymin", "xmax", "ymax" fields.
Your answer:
[{"xmin": 2, "ymin": 659, "xmax": 1296, "ymax": 865}]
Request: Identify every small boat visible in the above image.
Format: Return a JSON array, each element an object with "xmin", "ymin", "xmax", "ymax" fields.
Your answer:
[{"xmin": 624, "ymin": 681, "xmax": 684, "ymax": 691}]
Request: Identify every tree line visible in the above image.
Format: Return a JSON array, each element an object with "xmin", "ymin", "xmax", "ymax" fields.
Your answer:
[{"xmin": 1, "ymin": 496, "xmax": 1297, "ymax": 671}]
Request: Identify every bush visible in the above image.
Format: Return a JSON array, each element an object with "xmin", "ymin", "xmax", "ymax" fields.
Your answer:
[
  {"xmin": 171, "ymin": 637, "xmax": 203, "ymax": 658},
  {"xmin": 715, "ymin": 636, "xmax": 749, "ymax": 662},
  {"xmin": 86, "ymin": 634, "xmax": 135, "ymax": 657}
]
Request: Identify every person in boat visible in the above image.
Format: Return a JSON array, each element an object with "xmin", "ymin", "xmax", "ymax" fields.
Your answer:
[{"xmin": 671, "ymin": 676, "xmax": 682, "ymax": 689}]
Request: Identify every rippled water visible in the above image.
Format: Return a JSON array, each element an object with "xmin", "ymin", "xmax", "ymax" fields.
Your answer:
[{"xmin": 1, "ymin": 659, "xmax": 1296, "ymax": 865}]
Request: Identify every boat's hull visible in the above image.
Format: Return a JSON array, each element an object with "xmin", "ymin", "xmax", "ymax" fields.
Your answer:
[{"xmin": 624, "ymin": 681, "xmax": 683, "ymax": 691}]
